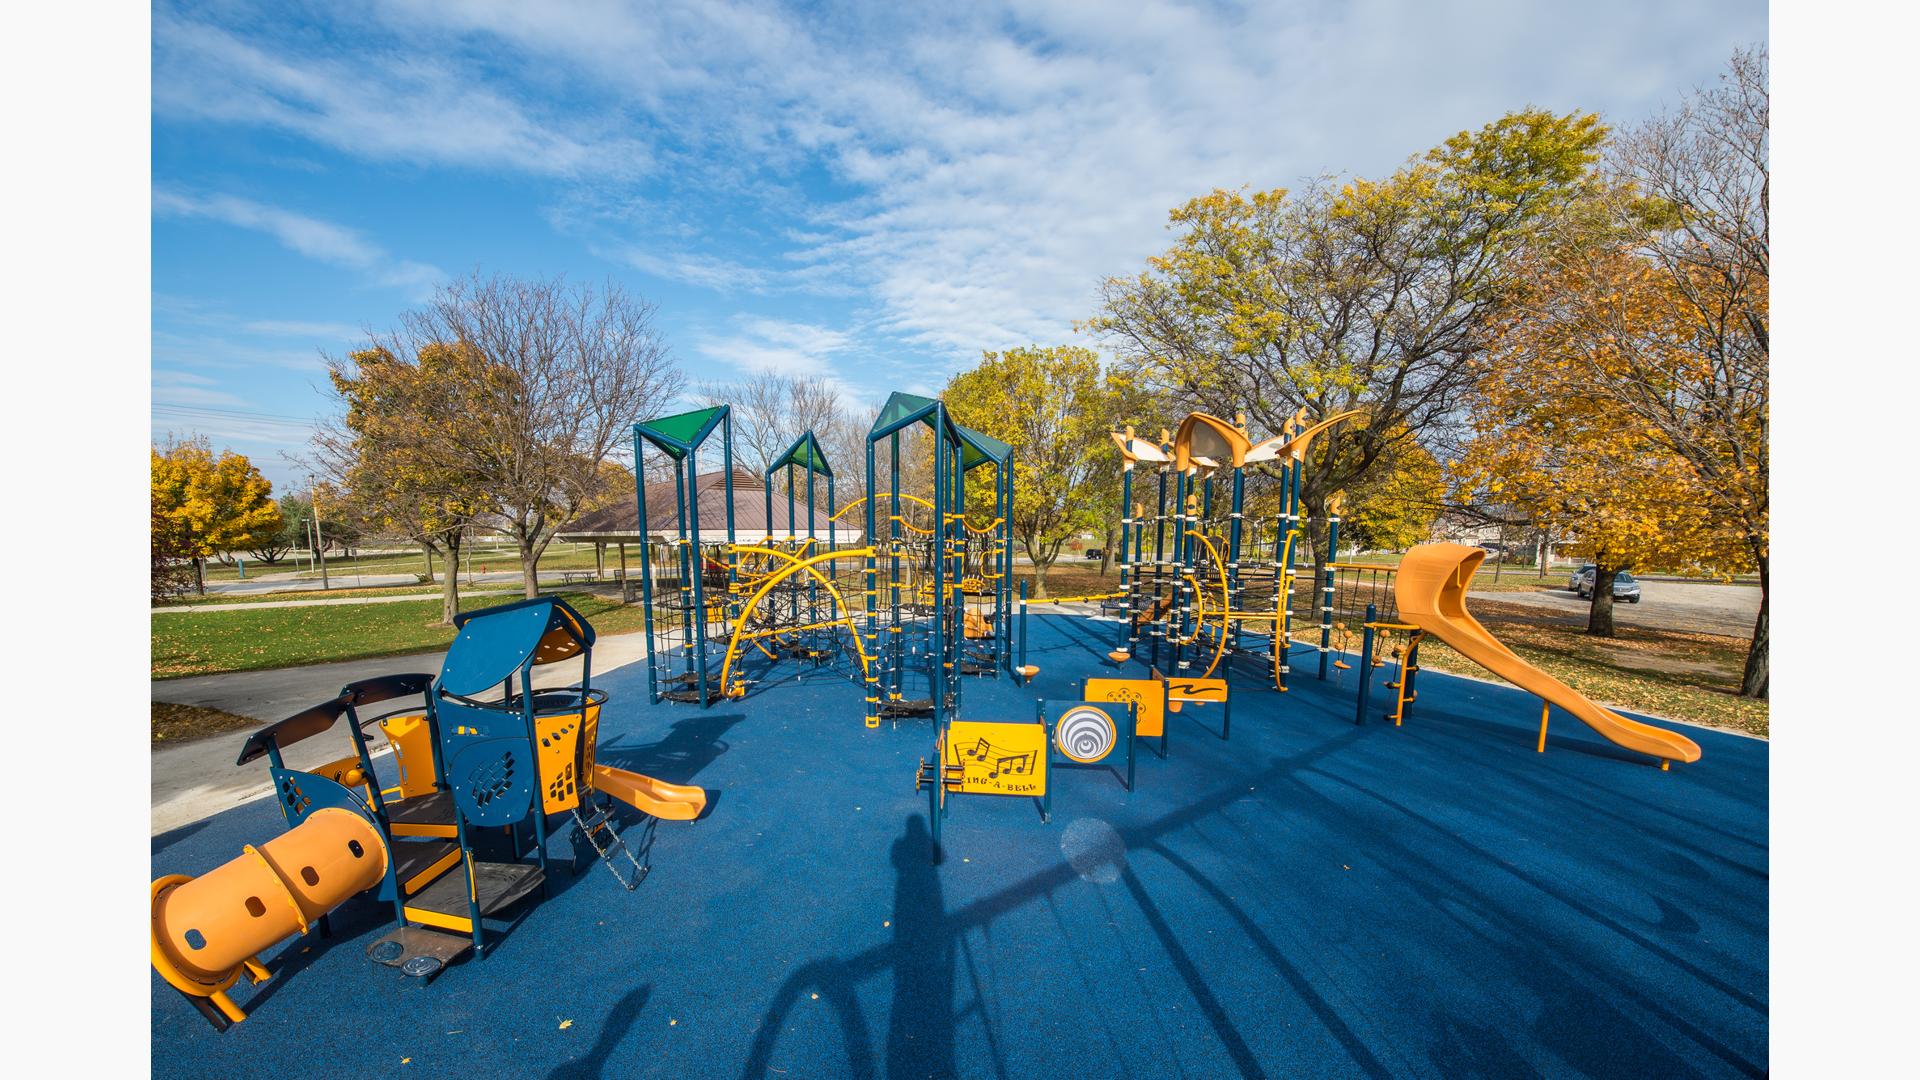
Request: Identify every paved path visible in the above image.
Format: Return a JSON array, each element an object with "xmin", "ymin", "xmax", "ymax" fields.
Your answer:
[
  {"xmin": 153, "ymin": 590, "xmax": 514, "ymax": 614},
  {"xmin": 1470, "ymin": 579, "xmax": 1761, "ymax": 637},
  {"xmin": 150, "ymin": 631, "xmax": 650, "ymax": 836}
]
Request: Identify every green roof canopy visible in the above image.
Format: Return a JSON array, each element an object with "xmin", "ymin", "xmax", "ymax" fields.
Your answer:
[
  {"xmin": 770, "ymin": 430, "xmax": 833, "ymax": 477},
  {"xmin": 868, "ymin": 391, "xmax": 1010, "ymax": 472},
  {"xmin": 635, "ymin": 405, "xmax": 728, "ymax": 459},
  {"xmin": 954, "ymin": 422, "xmax": 1011, "ymax": 472},
  {"xmin": 869, "ymin": 391, "xmax": 944, "ymax": 441}
]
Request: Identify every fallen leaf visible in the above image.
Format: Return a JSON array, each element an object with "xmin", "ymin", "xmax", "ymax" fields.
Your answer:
[{"xmin": 559, "ymin": 1019, "xmax": 573, "ymax": 1030}]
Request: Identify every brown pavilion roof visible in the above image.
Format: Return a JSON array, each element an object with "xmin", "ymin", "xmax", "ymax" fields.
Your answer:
[{"xmin": 556, "ymin": 468, "xmax": 859, "ymax": 543}]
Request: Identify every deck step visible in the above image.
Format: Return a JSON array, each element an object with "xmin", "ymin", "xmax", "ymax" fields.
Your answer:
[
  {"xmin": 386, "ymin": 790, "xmax": 457, "ymax": 837},
  {"xmin": 404, "ymin": 860, "xmax": 546, "ymax": 933},
  {"xmin": 391, "ymin": 840, "xmax": 461, "ymax": 896}
]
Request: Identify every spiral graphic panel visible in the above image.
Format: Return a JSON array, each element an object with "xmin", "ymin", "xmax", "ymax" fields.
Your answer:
[{"xmin": 1054, "ymin": 705, "xmax": 1118, "ymax": 764}]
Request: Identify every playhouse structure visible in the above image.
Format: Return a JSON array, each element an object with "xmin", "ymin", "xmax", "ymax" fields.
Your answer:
[{"xmin": 150, "ymin": 597, "xmax": 705, "ymax": 1029}]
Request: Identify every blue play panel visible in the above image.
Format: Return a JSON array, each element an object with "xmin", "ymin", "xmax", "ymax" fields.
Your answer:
[{"xmin": 151, "ymin": 614, "xmax": 1768, "ymax": 1077}]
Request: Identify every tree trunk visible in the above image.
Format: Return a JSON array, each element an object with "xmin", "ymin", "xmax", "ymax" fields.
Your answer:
[
  {"xmin": 1741, "ymin": 548, "xmax": 1768, "ymax": 699},
  {"xmin": 520, "ymin": 539, "xmax": 542, "ymax": 598},
  {"xmin": 437, "ymin": 533, "xmax": 463, "ymax": 625},
  {"xmin": 1587, "ymin": 564, "xmax": 1617, "ymax": 637},
  {"xmin": 421, "ymin": 543, "xmax": 434, "ymax": 585},
  {"xmin": 194, "ymin": 557, "xmax": 205, "ymax": 596},
  {"xmin": 1098, "ymin": 520, "xmax": 1117, "ymax": 578}
]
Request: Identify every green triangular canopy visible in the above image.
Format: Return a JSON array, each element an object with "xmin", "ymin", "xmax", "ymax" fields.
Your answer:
[
  {"xmin": 954, "ymin": 422, "xmax": 1011, "ymax": 472},
  {"xmin": 771, "ymin": 430, "xmax": 833, "ymax": 477},
  {"xmin": 870, "ymin": 391, "xmax": 942, "ymax": 439},
  {"xmin": 635, "ymin": 405, "xmax": 727, "ymax": 458}
]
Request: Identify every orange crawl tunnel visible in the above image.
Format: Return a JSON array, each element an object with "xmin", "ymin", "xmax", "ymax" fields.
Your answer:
[{"xmin": 151, "ymin": 808, "xmax": 389, "ymax": 1024}]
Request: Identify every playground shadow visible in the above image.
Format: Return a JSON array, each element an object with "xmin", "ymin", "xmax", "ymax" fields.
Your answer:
[
  {"xmin": 547, "ymin": 983, "xmax": 654, "ymax": 1079},
  {"xmin": 151, "ymin": 817, "xmax": 217, "ymax": 858},
  {"xmin": 596, "ymin": 711, "xmax": 745, "ymax": 785},
  {"xmin": 737, "ymin": 815, "xmax": 957, "ymax": 1080}
]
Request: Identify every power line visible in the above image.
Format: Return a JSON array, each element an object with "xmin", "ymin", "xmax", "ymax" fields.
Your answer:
[{"xmin": 151, "ymin": 403, "xmax": 331, "ymax": 426}]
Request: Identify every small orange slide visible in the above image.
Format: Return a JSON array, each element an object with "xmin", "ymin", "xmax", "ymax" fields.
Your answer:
[
  {"xmin": 592, "ymin": 765, "xmax": 709, "ymax": 821},
  {"xmin": 1396, "ymin": 543, "xmax": 1702, "ymax": 766}
]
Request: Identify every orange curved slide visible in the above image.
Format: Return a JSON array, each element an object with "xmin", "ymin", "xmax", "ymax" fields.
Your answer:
[
  {"xmin": 1395, "ymin": 544, "xmax": 1702, "ymax": 766},
  {"xmin": 592, "ymin": 765, "xmax": 709, "ymax": 821}
]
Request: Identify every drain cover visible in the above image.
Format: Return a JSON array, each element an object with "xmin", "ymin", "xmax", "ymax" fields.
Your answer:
[{"xmin": 401, "ymin": 955, "xmax": 443, "ymax": 979}]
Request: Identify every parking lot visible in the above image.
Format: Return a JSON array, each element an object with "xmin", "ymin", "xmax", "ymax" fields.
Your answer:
[{"xmin": 1474, "ymin": 578, "xmax": 1762, "ymax": 637}]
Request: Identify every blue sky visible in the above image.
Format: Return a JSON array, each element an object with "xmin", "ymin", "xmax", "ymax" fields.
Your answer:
[{"xmin": 151, "ymin": 0, "xmax": 1767, "ymax": 490}]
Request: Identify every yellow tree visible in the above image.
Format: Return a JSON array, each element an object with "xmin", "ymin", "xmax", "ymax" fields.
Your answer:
[
  {"xmin": 1458, "ymin": 238, "xmax": 1752, "ymax": 640},
  {"xmin": 317, "ymin": 343, "xmax": 497, "ymax": 624},
  {"xmin": 151, "ymin": 437, "xmax": 283, "ymax": 595},
  {"xmin": 1090, "ymin": 110, "xmax": 1610, "ymax": 554},
  {"xmin": 945, "ymin": 346, "xmax": 1137, "ymax": 598},
  {"xmin": 1606, "ymin": 46, "xmax": 1769, "ymax": 696},
  {"xmin": 1341, "ymin": 435, "xmax": 1445, "ymax": 553}
]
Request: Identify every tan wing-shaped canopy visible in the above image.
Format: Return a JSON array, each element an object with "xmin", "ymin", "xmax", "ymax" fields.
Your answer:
[
  {"xmin": 1172, "ymin": 413, "xmax": 1251, "ymax": 472},
  {"xmin": 1110, "ymin": 429, "xmax": 1172, "ymax": 465},
  {"xmin": 1245, "ymin": 408, "xmax": 1365, "ymax": 464}
]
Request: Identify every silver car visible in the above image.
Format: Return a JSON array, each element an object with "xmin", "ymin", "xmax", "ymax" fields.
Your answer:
[
  {"xmin": 1574, "ymin": 568, "xmax": 1642, "ymax": 603},
  {"xmin": 1568, "ymin": 563, "xmax": 1595, "ymax": 591}
]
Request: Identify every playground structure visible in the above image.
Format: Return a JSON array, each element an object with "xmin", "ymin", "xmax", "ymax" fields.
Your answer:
[
  {"xmin": 863, "ymin": 392, "xmax": 1015, "ymax": 727},
  {"xmin": 150, "ymin": 597, "xmax": 706, "ymax": 1030},
  {"xmin": 629, "ymin": 399, "xmax": 1015, "ymax": 720},
  {"xmin": 1099, "ymin": 409, "xmax": 1364, "ymax": 690}
]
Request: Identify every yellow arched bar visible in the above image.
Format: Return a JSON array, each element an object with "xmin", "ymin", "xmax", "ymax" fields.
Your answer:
[{"xmin": 717, "ymin": 546, "xmax": 877, "ymax": 697}]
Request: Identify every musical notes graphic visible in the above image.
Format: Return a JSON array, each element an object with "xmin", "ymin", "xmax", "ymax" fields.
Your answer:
[{"xmin": 943, "ymin": 722, "xmax": 1047, "ymax": 795}]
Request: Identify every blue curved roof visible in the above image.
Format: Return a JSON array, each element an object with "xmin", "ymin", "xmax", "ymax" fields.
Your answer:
[{"xmin": 440, "ymin": 597, "xmax": 595, "ymax": 696}]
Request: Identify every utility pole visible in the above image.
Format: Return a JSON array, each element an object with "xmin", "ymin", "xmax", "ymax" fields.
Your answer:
[{"xmin": 311, "ymin": 479, "xmax": 330, "ymax": 590}]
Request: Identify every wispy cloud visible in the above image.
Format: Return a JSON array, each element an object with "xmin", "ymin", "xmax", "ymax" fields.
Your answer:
[
  {"xmin": 154, "ymin": 0, "xmax": 1765, "ymax": 384},
  {"xmin": 153, "ymin": 190, "xmax": 442, "ymax": 296},
  {"xmin": 241, "ymin": 319, "xmax": 366, "ymax": 339},
  {"xmin": 696, "ymin": 316, "xmax": 852, "ymax": 378},
  {"xmin": 153, "ymin": 369, "xmax": 249, "ymax": 408}
]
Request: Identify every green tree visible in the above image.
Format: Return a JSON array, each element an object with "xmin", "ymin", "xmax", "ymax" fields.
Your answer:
[
  {"xmin": 945, "ymin": 346, "xmax": 1137, "ymax": 598},
  {"xmin": 246, "ymin": 494, "xmax": 310, "ymax": 565},
  {"xmin": 1340, "ymin": 437, "xmax": 1445, "ymax": 552}
]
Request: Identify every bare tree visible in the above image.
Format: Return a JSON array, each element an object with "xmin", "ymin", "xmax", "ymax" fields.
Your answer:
[
  {"xmin": 391, "ymin": 272, "xmax": 683, "ymax": 599},
  {"xmin": 700, "ymin": 373, "xmax": 849, "ymax": 469}
]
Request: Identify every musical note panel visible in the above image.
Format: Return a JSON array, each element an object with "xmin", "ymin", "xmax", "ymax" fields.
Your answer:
[{"xmin": 943, "ymin": 720, "xmax": 1049, "ymax": 796}]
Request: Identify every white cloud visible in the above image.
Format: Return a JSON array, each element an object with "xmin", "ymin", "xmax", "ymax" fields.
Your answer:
[
  {"xmin": 153, "ymin": 369, "xmax": 249, "ymax": 408},
  {"xmin": 241, "ymin": 319, "xmax": 365, "ymax": 339},
  {"xmin": 155, "ymin": 0, "xmax": 1766, "ymax": 379},
  {"xmin": 696, "ymin": 316, "xmax": 852, "ymax": 378},
  {"xmin": 154, "ymin": 190, "xmax": 443, "ymax": 296}
]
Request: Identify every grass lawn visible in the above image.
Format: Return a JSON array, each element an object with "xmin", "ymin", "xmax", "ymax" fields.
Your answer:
[
  {"xmin": 152, "ymin": 702, "xmax": 260, "ymax": 744},
  {"xmin": 152, "ymin": 590, "xmax": 649, "ymax": 679}
]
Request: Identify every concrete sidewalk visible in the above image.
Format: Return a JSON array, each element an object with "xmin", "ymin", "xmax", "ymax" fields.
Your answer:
[
  {"xmin": 152, "ymin": 590, "xmax": 515, "ymax": 614},
  {"xmin": 150, "ymin": 631, "xmax": 650, "ymax": 836}
]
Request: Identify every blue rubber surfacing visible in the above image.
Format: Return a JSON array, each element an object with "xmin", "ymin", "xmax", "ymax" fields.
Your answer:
[{"xmin": 151, "ymin": 614, "xmax": 1768, "ymax": 1078}]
